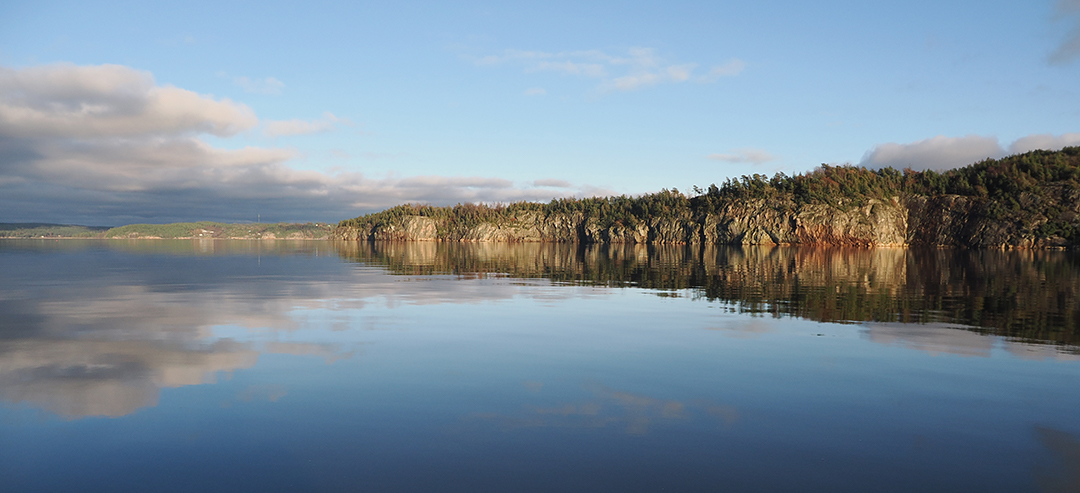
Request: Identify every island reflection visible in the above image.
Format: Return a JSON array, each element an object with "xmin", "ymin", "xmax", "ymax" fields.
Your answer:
[{"xmin": 338, "ymin": 241, "xmax": 1080, "ymax": 349}]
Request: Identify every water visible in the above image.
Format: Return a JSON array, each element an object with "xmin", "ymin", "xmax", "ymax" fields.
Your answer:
[{"xmin": 1, "ymin": 239, "xmax": 1078, "ymax": 492}]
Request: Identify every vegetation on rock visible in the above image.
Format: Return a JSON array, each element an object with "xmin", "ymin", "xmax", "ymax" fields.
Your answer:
[{"xmin": 336, "ymin": 147, "xmax": 1080, "ymax": 248}]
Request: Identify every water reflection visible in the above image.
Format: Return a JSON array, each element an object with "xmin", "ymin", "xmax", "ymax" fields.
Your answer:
[
  {"xmin": 470, "ymin": 382, "xmax": 734, "ymax": 436},
  {"xmin": 0, "ymin": 241, "xmax": 357, "ymax": 418},
  {"xmin": 339, "ymin": 241, "xmax": 1080, "ymax": 350},
  {"xmin": 0, "ymin": 287, "xmax": 265, "ymax": 418},
  {"xmin": 3, "ymin": 239, "xmax": 1080, "ymax": 492},
  {"xmin": 0, "ymin": 240, "xmax": 587, "ymax": 418},
  {"xmin": 2, "ymin": 239, "xmax": 1078, "ymax": 421},
  {"xmin": 0, "ymin": 338, "xmax": 256, "ymax": 417},
  {"xmin": 1034, "ymin": 427, "xmax": 1080, "ymax": 493},
  {"xmin": 865, "ymin": 323, "xmax": 1080, "ymax": 360}
]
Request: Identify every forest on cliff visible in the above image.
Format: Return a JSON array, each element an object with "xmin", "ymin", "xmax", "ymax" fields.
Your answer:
[{"xmin": 338, "ymin": 147, "xmax": 1080, "ymax": 247}]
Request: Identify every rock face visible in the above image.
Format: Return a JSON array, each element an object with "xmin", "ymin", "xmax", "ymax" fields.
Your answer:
[
  {"xmin": 904, "ymin": 195, "xmax": 1072, "ymax": 248},
  {"xmin": 698, "ymin": 198, "xmax": 908, "ymax": 247},
  {"xmin": 331, "ymin": 195, "xmax": 1072, "ymax": 248}
]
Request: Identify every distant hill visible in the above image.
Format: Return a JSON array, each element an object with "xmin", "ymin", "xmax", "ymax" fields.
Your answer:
[
  {"xmin": 102, "ymin": 222, "xmax": 332, "ymax": 239},
  {"xmin": 0, "ymin": 222, "xmax": 332, "ymax": 240},
  {"xmin": 335, "ymin": 147, "xmax": 1080, "ymax": 249},
  {"xmin": 0, "ymin": 223, "xmax": 111, "ymax": 238}
]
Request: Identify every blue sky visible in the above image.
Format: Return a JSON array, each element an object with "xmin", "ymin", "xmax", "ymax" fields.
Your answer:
[{"xmin": 1, "ymin": 0, "xmax": 1079, "ymax": 224}]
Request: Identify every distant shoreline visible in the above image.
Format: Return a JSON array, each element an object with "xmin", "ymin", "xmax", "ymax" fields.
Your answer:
[
  {"xmin": 0, "ymin": 236, "xmax": 332, "ymax": 240},
  {"xmin": 0, "ymin": 222, "xmax": 332, "ymax": 240}
]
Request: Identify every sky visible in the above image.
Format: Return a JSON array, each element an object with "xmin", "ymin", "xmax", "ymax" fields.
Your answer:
[{"xmin": 1, "ymin": 0, "xmax": 1079, "ymax": 225}]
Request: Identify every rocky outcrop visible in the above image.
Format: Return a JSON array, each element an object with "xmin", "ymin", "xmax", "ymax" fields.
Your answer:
[
  {"xmin": 696, "ymin": 198, "xmax": 907, "ymax": 246},
  {"xmin": 905, "ymin": 195, "xmax": 1073, "ymax": 248},
  {"xmin": 334, "ymin": 215, "xmax": 439, "ymax": 241},
  {"xmin": 331, "ymin": 194, "xmax": 1075, "ymax": 248}
]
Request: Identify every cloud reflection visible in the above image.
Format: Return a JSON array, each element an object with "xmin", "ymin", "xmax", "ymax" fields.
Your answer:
[
  {"xmin": 472, "ymin": 382, "xmax": 734, "ymax": 436},
  {"xmin": 235, "ymin": 384, "xmax": 288, "ymax": 403},
  {"xmin": 864, "ymin": 323, "xmax": 994, "ymax": 357},
  {"xmin": 262, "ymin": 342, "xmax": 356, "ymax": 364},
  {"xmin": 0, "ymin": 241, "xmax": 592, "ymax": 419},
  {"xmin": 864, "ymin": 323, "xmax": 1080, "ymax": 361},
  {"xmin": 0, "ymin": 339, "xmax": 256, "ymax": 418}
]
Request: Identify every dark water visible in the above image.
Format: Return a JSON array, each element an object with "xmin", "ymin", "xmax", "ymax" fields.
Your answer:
[{"xmin": 1, "ymin": 239, "xmax": 1079, "ymax": 492}]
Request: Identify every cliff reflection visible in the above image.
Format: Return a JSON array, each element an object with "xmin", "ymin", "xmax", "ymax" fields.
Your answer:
[{"xmin": 338, "ymin": 242, "xmax": 1080, "ymax": 350}]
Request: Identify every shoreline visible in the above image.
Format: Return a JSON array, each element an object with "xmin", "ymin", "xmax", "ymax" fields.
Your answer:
[{"xmin": 2, "ymin": 236, "xmax": 1070, "ymax": 250}]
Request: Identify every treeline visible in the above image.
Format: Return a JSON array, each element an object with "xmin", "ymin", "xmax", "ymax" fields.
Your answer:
[
  {"xmin": 340, "ymin": 147, "xmax": 1080, "ymax": 236},
  {"xmin": 715, "ymin": 146, "xmax": 1080, "ymax": 211},
  {"xmin": 337, "ymin": 192, "xmax": 701, "ymax": 233}
]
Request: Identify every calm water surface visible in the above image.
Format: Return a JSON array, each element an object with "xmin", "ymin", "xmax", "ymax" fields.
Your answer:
[{"xmin": 1, "ymin": 239, "xmax": 1079, "ymax": 492}]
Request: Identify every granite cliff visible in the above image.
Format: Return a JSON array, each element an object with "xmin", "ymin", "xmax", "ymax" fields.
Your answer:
[{"xmin": 334, "ymin": 148, "xmax": 1080, "ymax": 248}]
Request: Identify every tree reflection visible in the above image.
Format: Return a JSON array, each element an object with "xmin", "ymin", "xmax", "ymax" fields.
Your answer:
[{"xmin": 339, "ymin": 242, "xmax": 1080, "ymax": 350}]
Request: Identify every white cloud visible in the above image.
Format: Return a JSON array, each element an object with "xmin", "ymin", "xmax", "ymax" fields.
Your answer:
[
  {"xmin": 16, "ymin": 138, "xmax": 299, "ymax": 193},
  {"xmin": 607, "ymin": 73, "xmax": 663, "ymax": 92},
  {"xmin": 475, "ymin": 47, "xmax": 742, "ymax": 93},
  {"xmin": 530, "ymin": 61, "xmax": 607, "ymax": 78},
  {"xmin": 533, "ymin": 178, "xmax": 572, "ymax": 188},
  {"xmin": 859, "ymin": 135, "xmax": 1004, "ymax": 171},
  {"xmin": 523, "ymin": 87, "xmax": 547, "ymax": 96},
  {"xmin": 341, "ymin": 176, "xmax": 611, "ymax": 210},
  {"xmin": 0, "ymin": 63, "xmax": 607, "ymax": 224},
  {"xmin": 232, "ymin": 75, "xmax": 285, "ymax": 95},
  {"xmin": 264, "ymin": 111, "xmax": 352, "ymax": 137},
  {"xmin": 1008, "ymin": 132, "xmax": 1080, "ymax": 153},
  {"xmin": 0, "ymin": 63, "xmax": 257, "ymax": 139},
  {"xmin": 475, "ymin": 49, "xmax": 553, "ymax": 65},
  {"xmin": 1050, "ymin": 0, "xmax": 1080, "ymax": 64},
  {"xmin": 707, "ymin": 148, "xmax": 777, "ymax": 164},
  {"xmin": 396, "ymin": 175, "xmax": 512, "ymax": 189},
  {"xmin": 859, "ymin": 132, "xmax": 1080, "ymax": 171},
  {"xmin": 612, "ymin": 47, "xmax": 661, "ymax": 68},
  {"xmin": 697, "ymin": 59, "xmax": 746, "ymax": 82},
  {"xmin": 666, "ymin": 64, "xmax": 695, "ymax": 82}
]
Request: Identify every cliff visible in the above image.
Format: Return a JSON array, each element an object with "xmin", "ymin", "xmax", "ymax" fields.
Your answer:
[
  {"xmin": 333, "ymin": 196, "xmax": 1078, "ymax": 248},
  {"xmin": 333, "ymin": 148, "xmax": 1080, "ymax": 248},
  {"xmin": 333, "ymin": 197, "xmax": 902, "ymax": 246}
]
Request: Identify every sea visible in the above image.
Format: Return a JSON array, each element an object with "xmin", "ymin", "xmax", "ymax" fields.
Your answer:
[{"xmin": 1, "ymin": 239, "xmax": 1078, "ymax": 492}]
